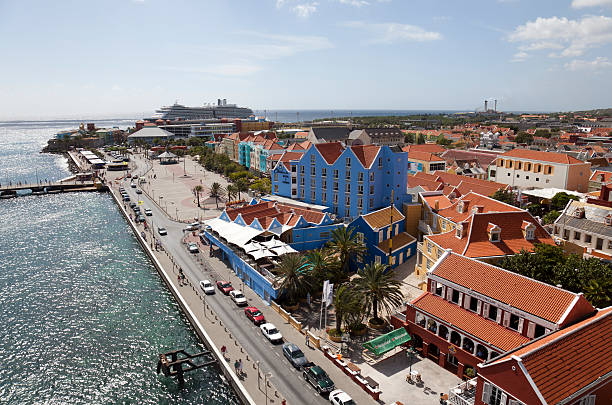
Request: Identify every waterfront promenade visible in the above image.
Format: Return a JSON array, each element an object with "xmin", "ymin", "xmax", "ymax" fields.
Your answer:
[{"xmin": 112, "ymin": 157, "xmax": 378, "ymax": 404}]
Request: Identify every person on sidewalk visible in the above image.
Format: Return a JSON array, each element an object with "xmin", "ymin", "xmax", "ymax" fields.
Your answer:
[
  {"xmin": 221, "ymin": 345, "xmax": 227, "ymax": 359},
  {"xmin": 234, "ymin": 359, "xmax": 240, "ymax": 374}
]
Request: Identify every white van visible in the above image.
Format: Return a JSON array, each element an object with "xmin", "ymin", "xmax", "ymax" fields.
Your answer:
[{"xmin": 185, "ymin": 222, "xmax": 200, "ymax": 231}]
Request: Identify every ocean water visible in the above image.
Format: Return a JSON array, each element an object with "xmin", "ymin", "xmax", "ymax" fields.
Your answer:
[{"xmin": 0, "ymin": 123, "xmax": 238, "ymax": 404}]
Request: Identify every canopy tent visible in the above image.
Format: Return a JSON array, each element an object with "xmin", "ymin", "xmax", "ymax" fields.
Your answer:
[
  {"xmin": 248, "ymin": 247, "xmax": 276, "ymax": 261},
  {"xmin": 363, "ymin": 328, "xmax": 411, "ymax": 356},
  {"xmin": 261, "ymin": 239, "xmax": 284, "ymax": 249},
  {"xmin": 204, "ymin": 218, "xmax": 264, "ymax": 247},
  {"xmin": 271, "ymin": 244, "xmax": 297, "ymax": 256},
  {"xmin": 243, "ymin": 241, "xmax": 263, "ymax": 252}
]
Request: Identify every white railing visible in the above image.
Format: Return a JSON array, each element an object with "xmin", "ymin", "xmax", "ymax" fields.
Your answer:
[{"xmin": 448, "ymin": 378, "xmax": 477, "ymax": 405}]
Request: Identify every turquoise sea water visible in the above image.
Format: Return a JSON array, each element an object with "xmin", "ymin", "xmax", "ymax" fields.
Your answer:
[{"xmin": 0, "ymin": 123, "xmax": 237, "ymax": 404}]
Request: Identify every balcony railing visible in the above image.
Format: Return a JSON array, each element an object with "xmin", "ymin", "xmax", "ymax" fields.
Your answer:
[
  {"xmin": 448, "ymin": 378, "xmax": 477, "ymax": 405},
  {"xmin": 418, "ymin": 220, "xmax": 433, "ymax": 235}
]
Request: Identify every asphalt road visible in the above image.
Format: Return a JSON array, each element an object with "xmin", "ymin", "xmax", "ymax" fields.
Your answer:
[{"xmin": 116, "ymin": 161, "xmax": 330, "ymax": 405}]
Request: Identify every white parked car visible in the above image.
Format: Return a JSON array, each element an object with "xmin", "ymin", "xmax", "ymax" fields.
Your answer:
[
  {"xmin": 260, "ymin": 323, "xmax": 283, "ymax": 344},
  {"xmin": 329, "ymin": 390, "xmax": 355, "ymax": 405},
  {"xmin": 188, "ymin": 243, "xmax": 199, "ymax": 253},
  {"xmin": 229, "ymin": 290, "xmax": 247, "ymax": 306},
  {"xmin": 144, "ymin": 208, "xmax": 152, "ymax": 216},
  {"xmin": 199, "ymin": 280, "xmax": 215, "ymax": 295}
]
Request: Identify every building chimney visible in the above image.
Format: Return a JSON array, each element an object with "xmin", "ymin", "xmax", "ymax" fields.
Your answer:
[
  {"xmin": 484, "ymin": 100, "xmax": 488, "ymax": 112},
  {"xmin": 218, "ymin": 99, "xmax": 221, "ymax": 106},
  {"xmin": 223, "ymin": 99, "xmax": 227, "ymax": 106},
  {"xmin": 494, "ymin": 99, "xmax": 497, "ymax": 112}
]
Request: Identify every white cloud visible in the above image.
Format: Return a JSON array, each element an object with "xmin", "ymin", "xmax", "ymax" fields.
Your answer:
[
  {"xmin": 572, "ymin": 0, "xmax": 612, "ymax": 8},
  {"xmin": 564, "ymin": 56, "xmax": 612, "ymax": 70},
  {"xmin": 509, "ymin": 15, "xmax": 612, "ymax": 58},
  {"xmin": 511, "ymin": 51, "xmax": 529, "ymax": 62},
  {"xmin": 160, "ymin": 64, "xmax": 263, "ymax": 77},
  {"xmin": 339, "ymin": 0, "xmax": 370, "ymax": 6},
  {"xmin": 293, "ymin": 2, "xmax": 318, "ymax": 17},
  {"xmin": 342, "ymin": 21, "xmax": 442, "ymax": 43}
]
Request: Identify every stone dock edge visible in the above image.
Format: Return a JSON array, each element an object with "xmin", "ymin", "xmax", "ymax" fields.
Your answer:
[{"xmin": 108, "ymin": 186, "xmax": 256, "ymax": 405}]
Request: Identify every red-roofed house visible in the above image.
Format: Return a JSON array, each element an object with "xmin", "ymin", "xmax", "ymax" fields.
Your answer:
[
  {"xmin": 406, "ymin": 151, "xmax": 447, "ymax": 174},
  {"xmin": 391, "ymin": 252, "xmax": 596, "ymax": 380},
  {"xmin": 471, "ymin": 307, "xmax": 611, "ymax": 405},
  {"xmin": 492, "ymin": 149, "xmax": 591, "ymax": 192}
]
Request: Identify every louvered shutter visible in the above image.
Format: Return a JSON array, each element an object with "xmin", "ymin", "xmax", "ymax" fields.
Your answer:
[
  {"xmin": 463, "ymin": 295, "xmax": 471, "ymax": 309},
  {"xmin": 476, "ymin": 300, "xmax": 482, "ymax": 314},
  {"xmin": 496, "ymin": 309, "xmax": 503, "ymax": 324},
  {"xmin": 482, "ymin": 382, "xmax": 491, "ymax": 403},
  {"xmin": 500, "ymin": 392, "xmax": 508, "ymax": 405},
  {"xmin": 527, "ymin": 322, "xmax": 535, "ymax": 338},
  {"xmin": 483, "ymin": 303, "xmax": 490, "ymax": 318},
  {"xmin": 517, "ymin": 318, "xmax": 524, "ymax": 334},
  {"xmin": 446, "ymin": 287, "xmax": 453, "ymax": 301},
  {"xmin": 503, "ymin": 312, "xmax": 511, "ymax": 327},
  {"xmin": 458, "ymin": 292, "xmax": 463, "ymax": 306}
]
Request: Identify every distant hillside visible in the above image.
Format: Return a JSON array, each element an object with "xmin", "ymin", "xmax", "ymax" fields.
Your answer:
[{"xmin": 571, "ymin": 108, "xmax": 612, "ymax": 116}]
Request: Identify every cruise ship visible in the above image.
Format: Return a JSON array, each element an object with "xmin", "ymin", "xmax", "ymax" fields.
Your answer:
[{"xmin": 151, "ymin": 99, "xmax": 253, "ymax": 120}]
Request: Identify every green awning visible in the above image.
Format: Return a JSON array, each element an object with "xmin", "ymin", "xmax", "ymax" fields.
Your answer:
[{"xmin": 363, "ymin": 327, "xmax": 410, "ymax": 356}]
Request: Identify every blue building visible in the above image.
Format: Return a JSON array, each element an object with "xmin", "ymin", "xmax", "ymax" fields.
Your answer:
[
  {"xmin": 348, "ymin": 205, "xmax": 417, "ymax": 269},
  {"xmin": 201, "ymin": 199, "xmax": 342, "ymax": 301},
  {"xmin": 271, "ymin": 143, "xmax": 411, "ymax": 219}
]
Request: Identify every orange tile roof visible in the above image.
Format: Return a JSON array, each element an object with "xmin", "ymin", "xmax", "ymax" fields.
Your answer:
[
  {"xmin": 314, "ymin": 142, "xmax": 345, "ymax": 164},
  {"xmin": 414, "ymin": 172, "xmax": 441, "ymax": 182},
  {"xmin": 362, "ymin": 206, "xmax": 404, "ymax": 229},
  {"xmin": 455, "ymin": 181, "xmax": 503, "ymax": 197},
  {"xmin": 225, "ymin": 201, "xmax": 275, "ymax": 221},
  {"xmin": 485, "ymin": 307, "xmax": 611, "ymax": 404},
  {"xmin": 377, "ymin": 232, "xmax": 416, "ymax": 252},
  {"xmin": 431, "ymin": 253, "xmax": 592, "ymax": 323},
  {"xmin": 240, "ymin": 207, "xmax": 279, "ymax": 225},
  {"xmin": 411, "ymin": 292, "xmax": 530, "ymax": 351},
  {"xmin": 502, "ymin": 148, "xmax": 585, "ymax": 164},
  {"xmin": 589, "ymin": 169, "xmax": 612, "ymax": 183},
  {"xmin": 435, "ymin": 192, "xmax": 522, "ymax": 223},
  {"xmin": 407, "ymin": 176, "xmax": 444, "ymax": 191},
  {"xmin": 278, "ymin": 151, "xmax": 305, "ymax": 170},
  {"xmin": 433, "ymin": 171, "xmax": 507, "ymax": 190},
  {"xmin": 402, "ymin": 144, "xmax": 447, "ymax": 155},
  {"xmin": 406, "ymin": 151, "xmax": 445, "ymax": 162},
  {"xmin": 422, "ymin": 194, "xmax": 453, "ymax": 210},
  {"xmin": 350, "ymin": 144, "xmax": 380, "ymax": 168},
  {"xmin": 277, "ymin": 204, "xmax": 326, "ymax": 225}
]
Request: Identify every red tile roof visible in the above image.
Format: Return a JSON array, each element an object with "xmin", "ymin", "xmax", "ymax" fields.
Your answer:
[
  {"xmin": 433, "ymin": 171, "xmax": 508, "ymax": 191},
  {"xmin": 411, "ymin": 292, "xmax": 530, "ymax": 351},
  {"xmin": 422, "ymin": 194, "xmax": 453, "ymax": 210},
  {"xmin": 430, "ymin": 253, "xmax": 593, "ymax": 323},
  {"xmin": 589, "ymin": 169, "xmax": 612, "ymax": 183},
  {"xmin": 314, "ymin": 142, "xmax": 345, "ymax": 164},
  {"xmin": 402, "ymin": 144, "xmax": 447, "ymax": 155},
  {"xmin": 502, "ymin": 149, "xmax": 585, "ymax": 164},
  {"xmin": 225, "ymin": 201, "xmax": 275, "ymax": 221},
  {"xmin": 278, "ymin": 151, "xmax": 305, "ymax": 170},
  {"xmin": 407, "ymin": 176, "xmax": 444, "ymax": 191},
  {"xmin": 277, "ymin": 204, "xmax": 326, "ymax": 225},
  {"xmin": 435, "ymin": 192, "xmax": 522, "ymax": 223},
  {"xmin": 350, "ymin": 144, "xmax": 380, "ymax": 168},
  {"xmin": 414, "ymin": 172, "xmax": 441, "ymax": 182},
  {"xmin": 485, "ymin": 307, "xmax": 611, "ymax": 404},
  {"xmin": 406, "ymin": 151, "xmax": 445, "ymax": 162}
]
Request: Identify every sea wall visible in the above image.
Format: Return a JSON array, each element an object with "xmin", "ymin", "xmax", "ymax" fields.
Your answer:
[{"xmin": 108, "ymin": 187, "xmax": 255, "ymax": 405}]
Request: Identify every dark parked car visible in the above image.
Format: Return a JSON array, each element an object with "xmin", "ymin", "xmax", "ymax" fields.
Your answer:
[
  {"xmin": 216, "ymin": 281, "xmax": 233, "ymax": 295},
  {"xmin": 303, "ymin": 364, "xmax": 335, "ymax": 394},
  {"xmin": 282, "ymin": 343, "xmax": 308, "ymax": 368}
]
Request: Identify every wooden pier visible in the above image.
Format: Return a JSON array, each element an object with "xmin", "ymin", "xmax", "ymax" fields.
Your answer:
[
  {"xmin": 156, "ymin": 349, "xmax": 216, "ymax": 387},
  {"xmin": 0, "ymin": 181, "xmax": 106, "ymax": 198}
]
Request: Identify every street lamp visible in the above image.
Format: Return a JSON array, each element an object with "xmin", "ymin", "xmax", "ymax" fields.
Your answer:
[{"xmin": 407, "ymin": 346, "xmax": 417, "ymax": 375}]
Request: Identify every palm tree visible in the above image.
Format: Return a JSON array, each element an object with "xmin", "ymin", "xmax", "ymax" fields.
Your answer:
[
  {"xmin": 235, "ymin": 178, "xmax": 249, "ymax": 200},
  {"xmin": 226, "ymin": 184, "xmax": 238, "ymax": 202},
  {"xmin": 355, "ymin": 262, "xmax": 404, "ymax": 322},
  {"xmin": 333, "ymin": 283, "xmax": 363, "ymax": 333},
  {"xmin": 326, "ymin": 226, "xmax": 366, "ymax": 275},
  {"xmin": 192, "ymin": 185, "xmax": 203, "ymax": 207},
  {"xmin": 275, "ymin": 253, "xmax": 311, "ymax": 305},
  {"xmin": 209, "ymin": 182, "xmax": 223, "ymax": 209},
  {"xmin": 305, "ymin": 249, "xmax": 331, "ymax": 292}
]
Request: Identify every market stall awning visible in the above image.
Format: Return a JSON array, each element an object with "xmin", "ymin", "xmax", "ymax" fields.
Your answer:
[{"xmin": 363, "ymin": 327, "xmax": 410, "ymax": 356}]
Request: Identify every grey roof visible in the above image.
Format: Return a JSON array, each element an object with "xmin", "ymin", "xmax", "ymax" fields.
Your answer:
[
  {"xmin": 311, "ymin": 127, "xmax": 350, "ymax": 141},
  {"xmin": 157, "ymin": 151, "xmax": 178, "ymax": 158},
  {"xmin": 128, "ymin": 127, "xmax": 174, "ymax": 139},
  {"xmin": 363, "ymin": 128, "xmax": 403, "ymax": 138},
  {"xmin": 557, "ymin": 201, "xmax": 612, "ymax": 238}
]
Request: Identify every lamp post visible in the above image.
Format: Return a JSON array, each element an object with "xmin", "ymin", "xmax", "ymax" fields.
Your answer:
[{"xmin": 407, "ymin": 346, "xmax": 416, "ymax": 375}]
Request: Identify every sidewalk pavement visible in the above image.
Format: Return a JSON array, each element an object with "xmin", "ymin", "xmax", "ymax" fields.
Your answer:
[{"xmin": 133, "ymin": 153, "xmax": 229, "ymax": 223}]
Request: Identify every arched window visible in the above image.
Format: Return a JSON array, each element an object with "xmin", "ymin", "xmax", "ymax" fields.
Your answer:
[
  {"xmin": 462, "ymin": 337, "xmax": 475, "ymax": 354},
  {"xmin": 476, "ymin": 344, "xmax": 489, "ymax": 360},
  {"xmin": 427, "ymin": 319, "xmax": 438, "ymax": 334},
  {"xmin": 416, "ymin": 313, "xmax": 426, "ymax": 327},
  {"xmin": 438, "ymin": 324, "xmax": 449, "ymax": 340},
  {"xmin": 450, "ymin": 331, "xmax": 462, "ymax": 346}
]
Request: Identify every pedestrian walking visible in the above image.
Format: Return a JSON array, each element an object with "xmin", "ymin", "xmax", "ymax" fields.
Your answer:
[
  {"xmin": 234, "ymin": 359, "xmax": 239, "ymax": 374},
  {"xmin": 305, "ymin": 334, "xmax": 309, "ymax": 348},
  {"xmin": 221, "ymin": 345, "xmax": 227, "ymax": 358},
  {"xmin": 177, "ymin": 274, "xmax": 181, "ymax": 286},
  {"xmin": 237, "ymin": 359, "xmax": 243, "ymax": 375}
]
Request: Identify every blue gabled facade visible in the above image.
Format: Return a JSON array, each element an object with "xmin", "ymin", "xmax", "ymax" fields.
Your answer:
[
  {"xmin": 348, "ymin": 206, "xmax": 417, "ymax": 270},
  {"xmin": 271, "ymin": 143, "xmax": 412, "ymax": 220}
]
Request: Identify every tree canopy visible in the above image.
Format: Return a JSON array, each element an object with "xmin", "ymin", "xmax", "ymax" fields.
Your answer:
[
  {"xmin": 491, "ymin": 189, "xmax": 516, "ymax": 206},
  {"xmin": 551, "ymin": 192, "xmax": 579, "ymax": 211},
  {"xmin": 498, "ymin": 244, "xmax": 612, "ymax": 308}
]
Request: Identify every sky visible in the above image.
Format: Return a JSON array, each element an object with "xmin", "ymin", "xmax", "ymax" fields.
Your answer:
[{"xmin": 0, "ymin": 0, "xmax": 611, "ymax": 119}]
